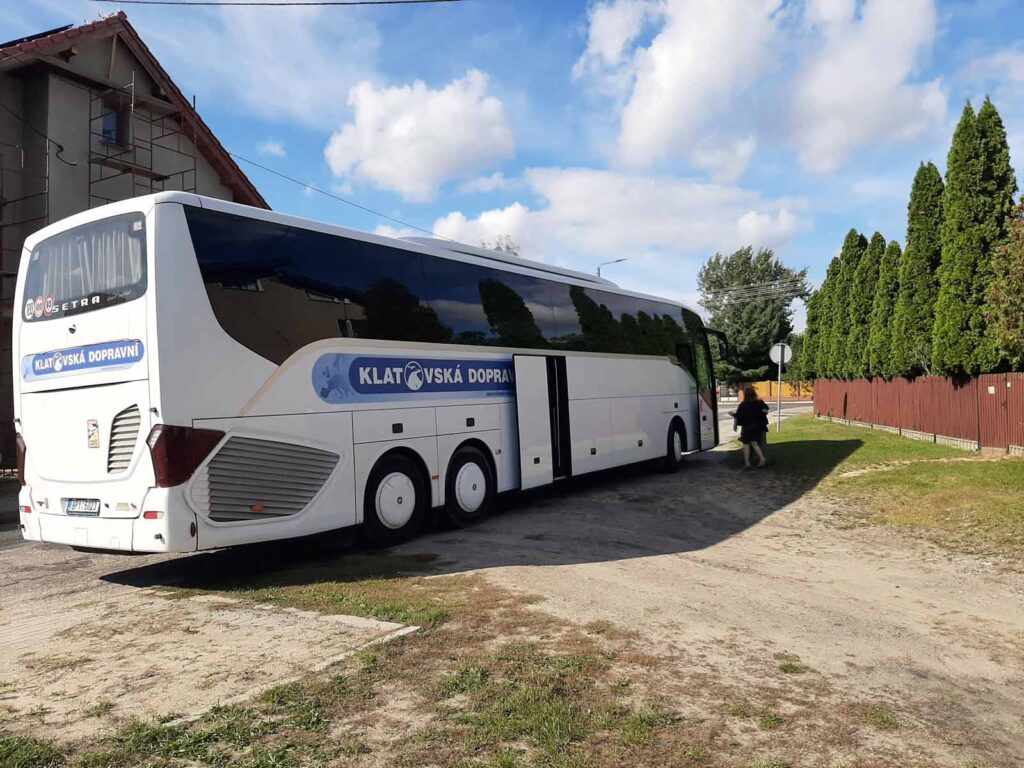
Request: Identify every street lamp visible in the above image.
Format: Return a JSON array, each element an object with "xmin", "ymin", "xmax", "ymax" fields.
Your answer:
[{"xmin": 596, "ymin": 257, "xmax": 627, "ymax": 277}]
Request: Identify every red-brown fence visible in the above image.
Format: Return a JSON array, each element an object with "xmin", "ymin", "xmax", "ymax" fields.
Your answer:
[{"xmin": 814, "ymin": 374, "xmax": 1024, "ymax": 452}]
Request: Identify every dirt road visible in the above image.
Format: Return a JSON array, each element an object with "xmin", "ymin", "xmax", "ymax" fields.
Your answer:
[
  {"xmin": 0, "ymin": 525, "xmax": 410, "ymax": 740},
  {"xmin": 2, "ymin": 428, "xmax": 1022, "ymax": 764},
  {"xmin": 393, "ymin": 447, "xmax": 1024, "ymax": 765}
]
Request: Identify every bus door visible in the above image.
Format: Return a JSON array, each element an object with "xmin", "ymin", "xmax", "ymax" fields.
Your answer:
[
  {"xmin": 692, "ymin": 338, "xmax": 717, "ymax": 450},
  {"xmin": 513, "ymin": 355, "xmax": 571, "ymax": 489},
  {"xmin": 695, "ymin": 328, "xmax": 728, "ymax": 450}
]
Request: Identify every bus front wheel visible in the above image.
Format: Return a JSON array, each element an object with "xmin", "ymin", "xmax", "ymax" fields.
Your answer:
[
  {"xmin": 443, "ymin": 445, "xmax": 495, "ymax": 528},
  {"xmin": 663, "ymin": 420, "xmax": 686, "ymax": 472},
  {"xmin": 362, "ymin": 453, "xmax": 427, "ymax": 547}
]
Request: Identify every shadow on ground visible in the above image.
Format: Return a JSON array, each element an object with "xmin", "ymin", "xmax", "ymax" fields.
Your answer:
[{"xmin": 102, "ymin": 437, "xmax": 861, "ymax": 592}]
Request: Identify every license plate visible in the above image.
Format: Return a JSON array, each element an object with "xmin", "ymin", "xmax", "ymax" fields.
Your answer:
[{"xmin": 66, "ymin": 498, "xmax": 100, "ymax": 515}]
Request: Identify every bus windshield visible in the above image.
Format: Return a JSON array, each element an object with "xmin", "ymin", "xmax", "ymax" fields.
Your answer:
[{"xmin": 22, "ymin": 212, "xmax": 147, "ymax": 322}]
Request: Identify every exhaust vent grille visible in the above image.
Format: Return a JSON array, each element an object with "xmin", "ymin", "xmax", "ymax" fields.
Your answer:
[
  {"xmin": 192, "ymin": 437, "xmax": 339, "ymax": 523},
  {"xmin": 107, "ymin": 404, "xmax": 141, "ymax": 474}
]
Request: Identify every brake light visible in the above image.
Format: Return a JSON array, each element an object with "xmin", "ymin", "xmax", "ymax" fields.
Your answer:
[
  {"xmin": 15, "ymin": 434, "xmax": 26, "ymax": 486},
  {"xmin": 143, "ymin": 510, "xmax": 163, "ymax": 520},
  {"xmin": 21, "ymin": 506, "xmax": 31, "ymax": 515},
  {"xmin": 146, "ymin": 424, "xmax": 224, "ymax": 487}
]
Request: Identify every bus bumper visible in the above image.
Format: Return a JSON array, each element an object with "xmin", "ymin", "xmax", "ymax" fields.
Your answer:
[{"xmin": 19, "ymin": 486, "xmax": 197, "ymax": 554}]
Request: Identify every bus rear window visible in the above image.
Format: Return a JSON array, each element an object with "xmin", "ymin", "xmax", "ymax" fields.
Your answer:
[{"xmin": 22, "ymin": 213, "xmax": 146, "ymax": 322}]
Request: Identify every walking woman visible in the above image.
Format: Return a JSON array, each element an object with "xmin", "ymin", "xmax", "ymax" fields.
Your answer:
[{"xmin": 734, "ymin": 386, "xmax": 768, "ymax": 468}]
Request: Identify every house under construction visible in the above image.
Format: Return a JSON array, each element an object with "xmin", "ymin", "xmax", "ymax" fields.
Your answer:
[{"xmin": 0, "ymin": 12, "xmax": 267, "ymax": 460}]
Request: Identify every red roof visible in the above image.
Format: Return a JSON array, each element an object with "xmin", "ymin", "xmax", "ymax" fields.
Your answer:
[{"xmin": 0, "ymin": 13, "xmax": 268, "ymax": 210}]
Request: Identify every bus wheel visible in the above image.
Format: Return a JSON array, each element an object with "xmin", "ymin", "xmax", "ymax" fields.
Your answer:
[
  {"xmin": 663, "ymin": 420, "xmax": 686, "ymax": 472},
  {"xmin": 443, "ymin": 445, "xmax": 495, "ymax": 528},
  {"xmin": 362, "ymin": 453, "xmax": 427, "ymax": 547}
]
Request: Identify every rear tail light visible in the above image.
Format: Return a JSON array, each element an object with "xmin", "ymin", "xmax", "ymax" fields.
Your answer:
[
  {"xmin": 146, "ymin": 424, "xmax": 224, "ymax": 488},
  {"xmin": 15, "ymin": 434, "xmax": 26, "ymax": 486},
  {"xmin": 143, "ymin": 510, "xmax": 163, "ymax": 520},
  {"xmin": 20, "ymin": 506, "xmax": 31, "ymax": 515}
]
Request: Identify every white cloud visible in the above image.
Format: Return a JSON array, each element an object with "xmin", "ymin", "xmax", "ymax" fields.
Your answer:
[
  {"xmin": 257, "ymin": 139, "xmax": 286, "ymax": 158},
  {"xmin": 140, "ymin": 6, "xmax": 380, "ymax": 129},
  {"xmin": 433, "ymin": 169, "xmax": 806, "ymax": 308},
  {"xmin": 962, "ymin": 47, "xmax": 1024, "ymax": 85},
  {"xmin": 793, "ymin": 0, "xmax": 946, "ymax": 173},
  {"xmin": 615, "ymin": 0, "xmax": 782, "ymax": 169},
  {"xmin": 324, "ymin": 70, "xmax": 515, "ymax": 203},
  {"xmin": 457, "ymin": 172, "xmax": 517, "ymax": 195},
  {"xmin": 689, "ymin": 136, "xmax": 758, "ymax": 184},
  {"xmin": 433, "ymin": 168, "xmax": 806, "ymax": 265},
  {"xmin": 373, "ymin": 224, "xmax": 421, "ymax": 240},
  {"xmin": 573, "ymin": 0, "xmax": 654, "ymax": 79}
]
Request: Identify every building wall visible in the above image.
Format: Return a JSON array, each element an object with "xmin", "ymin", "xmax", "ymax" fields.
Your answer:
[{"xmin": 0, "ymin": 28, "xmax": 256, "ymax": 464}]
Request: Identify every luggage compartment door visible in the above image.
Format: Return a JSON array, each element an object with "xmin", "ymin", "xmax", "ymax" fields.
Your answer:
[{"xmin": 514, "ymin": 355, "xmax": 554, "ymax": 490}]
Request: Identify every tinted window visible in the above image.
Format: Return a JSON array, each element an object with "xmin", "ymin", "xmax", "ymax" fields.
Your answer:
[
  {"xmin": 424, "ymin": 258, "xmax": 555, "ymax": 348},
  {"xmin": 23, "ymin": 212, "xmax": 146, "ymax": 322},
  {"xmin": 185, "ymin": 207, "xmax": 448, "ymax": 363},
  {"xmin": 185, "ymin": 207, "xmax": 699, "ymax": 364}
]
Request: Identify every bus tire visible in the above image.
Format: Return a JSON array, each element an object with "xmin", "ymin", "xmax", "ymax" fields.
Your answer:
[
  {"xmin": 443, "ymin": 445, "xmax": 495, "ymax": 528},
  {"xmin": 362, "ymin": 453, "xmax": 427, "ymax": 547},
  {"xmin": 663, "ymin": 419, "xmax": 686, "ymax": 472}
]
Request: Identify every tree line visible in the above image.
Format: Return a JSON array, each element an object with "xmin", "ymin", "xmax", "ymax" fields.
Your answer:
[{"xmin": 801, "ymin": 97, "xmax": 1024, "ymax": 380}]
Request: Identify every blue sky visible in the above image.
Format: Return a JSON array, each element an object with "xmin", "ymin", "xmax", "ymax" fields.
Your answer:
[{"xmin": 10, "ymin": 0, "xmax": 1024, "ymax": 325}]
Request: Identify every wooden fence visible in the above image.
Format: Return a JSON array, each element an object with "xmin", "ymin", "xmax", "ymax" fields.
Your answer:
[{"xmin": 813, "ymin": 374, "xmax": 1024, "ymax": 453}]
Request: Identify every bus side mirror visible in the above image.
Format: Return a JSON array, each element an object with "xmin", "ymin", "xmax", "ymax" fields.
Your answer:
[{"xmin": 700, "ymin": 327, "xmax": 730, "ymax": 360}]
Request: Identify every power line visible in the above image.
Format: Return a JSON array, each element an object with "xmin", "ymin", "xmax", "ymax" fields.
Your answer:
[
  {"xmin": 0, "ymin": 102, "xmax": 77, "ymax": 167},
  {"xmin": 228, "ymin": 152, "xmax": 450, "ymax": 241},
  {"xmin": 90, "ymin": 0, "xmax": 464, "ymax": 6}
]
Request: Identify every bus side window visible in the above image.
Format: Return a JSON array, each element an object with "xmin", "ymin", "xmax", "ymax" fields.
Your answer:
[{"xmin": 675, "ymin": 341, "xmax": 695, "ymax": 376}]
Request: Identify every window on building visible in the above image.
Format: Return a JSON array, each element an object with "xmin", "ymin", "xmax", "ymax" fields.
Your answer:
[{"xmin": 100, "ymin": 101, "xmax": 129, "ymax": 145}]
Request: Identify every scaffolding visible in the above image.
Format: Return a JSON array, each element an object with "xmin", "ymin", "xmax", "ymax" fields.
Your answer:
[
  {"xmin": 87, "ymin": 71, "xmax": 197, "ymax": 209},
  {"xmin": 0, "ymin": 138, "xmax": 49, "ymax": 325}
]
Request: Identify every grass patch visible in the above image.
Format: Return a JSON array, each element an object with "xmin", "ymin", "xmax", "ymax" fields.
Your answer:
[
  {"xmin": 162, "ymin": 552, "xmax": 451, "ymax": 627},
  {"xmin": 767, "ymin": 416, "xmax": 1024, "ymax": 559},
  {"xmin": 681, "ymin": 745, "xmax": 710, "ymax": 762},
  {"xmin": 757, "ymin": 712, "xmax": 783, "ymax": 730},
  {"xmin": 861, "ymin": 705, "xmax": 899, "ymax": 730},
  {"xmin": 0, "ymin": 735, "xmax": 65, "ymax": 768}
]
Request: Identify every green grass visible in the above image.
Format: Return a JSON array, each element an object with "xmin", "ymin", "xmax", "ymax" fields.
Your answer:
[
  {"xmin": 765, "ymin": 416, "xmax": 1024, "ymax": 559},
  {"xmin": 861, "ymin": 706, "xmax": 899, "ymax": 730},
  {"xmin": 0, "ymin": 735, "xmax": 65, "ymax": 768},
  {"xmin": 757, "ymin": 712, "xmax": 783, "ymax": 730},
  {"xmin": 765, "ymin": 416, "xmax": 962, "ymax": 476}
]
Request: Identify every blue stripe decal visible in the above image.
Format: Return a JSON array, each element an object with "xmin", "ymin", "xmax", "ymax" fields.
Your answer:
[
  {"xmin": 313, "ymin": 353, "xmax": 514, "ymax": 404},
  {"xmin": 21, "ymin": 340, "xmax": 145, "ymax": 381}
]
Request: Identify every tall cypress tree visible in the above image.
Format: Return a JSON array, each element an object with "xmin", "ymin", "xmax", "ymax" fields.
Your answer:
[
  {"xmin": 892, "ymin": 162, "xmax": 944, "ymax": 376},
  {"xmin": 868, "ymin": 240, "xmax": 902, "ymax": 377},
  {"xmin": 935, "ymin": 100, "xmax": 1018, "ymax": 374},
  {"xmin": 933, "ymin": 103, "xmax": 988, "ymax": 375},
  {"xmin": 988, "ymin": 197, "xmax": 1024, "ymax": 367},
  {"xmin": 846, "ymin": 232, "xmax": 884, "ymax": 378},
  {"xmin": 825, "ymin": 230, "xmax": 867, "ymax": 377},
  {"xmin": 808, "ymin": 255, "xmax": 841, "ymax": 378},
  {"xmin": 977, "ymin": 97, "xmax": 1019, "ymax": 369},
  {"xmin": 800, "ymin": 290, "xmax": 820, "ymax": 379}
]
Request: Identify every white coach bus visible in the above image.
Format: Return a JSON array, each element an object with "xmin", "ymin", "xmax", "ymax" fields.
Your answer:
[{"xmin": 13, "ymin": 193, "xmax": 726, "ymax": 553}]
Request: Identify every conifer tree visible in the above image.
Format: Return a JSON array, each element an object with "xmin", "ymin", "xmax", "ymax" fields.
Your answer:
[
  {"xmin": 988, "ymin": 197, "xmax": 1024, "ymax": 367},
  {"xmin": 800, "ymin": 289, "xmax": 822, "ymax": 379},
  {"xmin": 977, "ymin": 97, "xmax": 1019, "ymax": 368},
  {"xmin": 803, "ymin": 256, "xmax": 840, "ymax": 379},
  {"xmin": 933, "ymin": 103, "xmax": 988, "ymax": 375},
  {"xmin": 892, "ymin": 162, "xmax": 943, "ymax": 376},
  {"xmin": 846, "ymin": 232, "xmax": 885, "ymax": 378},
  {"xmin": 824, "ymin": 230, "xmax": 866, "ymax": 377},
  {"xmin": 934, "ymin": 100, "xmax": 1018, "ymax": 374},
  {"xmin": 868, "ymin": 240, "xmax": 902, "ymax": 377}
]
